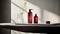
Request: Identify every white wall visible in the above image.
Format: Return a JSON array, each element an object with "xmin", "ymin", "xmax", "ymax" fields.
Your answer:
[
  {"xmin": 11, "ymin": 0, "xmax": 60, "ymax": 24},
  {"xmin": 26, "ymin": 0, "xmax": 59, "ymax": 24}
]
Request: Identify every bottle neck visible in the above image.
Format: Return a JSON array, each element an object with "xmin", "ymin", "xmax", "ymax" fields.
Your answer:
[
  {"xmin": 29, "ymin": 10, "xmax": 31, "ymax": 12},
  {"xmin": 35, "ymin": 14, "xmax": 37, "ymax": 16},
  {"xmin": 29, "ymin": 11, "xmax": 31, "ymax": 12}
]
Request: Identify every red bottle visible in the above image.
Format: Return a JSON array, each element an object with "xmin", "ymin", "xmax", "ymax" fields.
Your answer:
[
  {"xmin": 46, "ymin": 21, "xmax": 50, "ymax": 24},
  {"xmin": 34, "ymin": 14, "xmax": 38, "ymax": 24},
  {"xmin": 28, "ymin": 9, "xmax": 32, "ymax": 24}
]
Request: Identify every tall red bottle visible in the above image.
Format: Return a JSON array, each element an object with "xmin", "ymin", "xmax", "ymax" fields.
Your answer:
[
  {"xmin": 34, "ymin": 14, "xmax": 38, "ymax": 24},
  {"xmin": 28, "ymin": 9, "xmax": 32, "ymax": 24}
]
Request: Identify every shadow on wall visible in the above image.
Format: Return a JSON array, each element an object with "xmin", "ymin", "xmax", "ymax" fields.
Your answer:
[
  {"xmin": 26, "ymin": 0, "xmax": 60, "ymax": 23},
  {"xmin": 58, "ymin": 0, "xmax": 60, "ymax": 23},
  {"xmin": 0, "ymin": 0, "xmax": 11, "ymax": 23},
  {"xmin": 26, "ymin": 0, "xmax": 59, "ymax": 16},
  {"xmin": 11, "ymin": 0, "xmax": 60, "ymax": 23},
  {"xmin": 11, "ymin": 1, "xmax": 28, "ymax": 13},
  {"xmin": 11, "ymin": 1, "xmax": 43, "ymax": 22}
]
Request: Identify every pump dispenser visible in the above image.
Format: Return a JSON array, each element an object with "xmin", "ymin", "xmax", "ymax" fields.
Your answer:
[
  {"xmin": 34, "ymin": 14, "xmax": 38, "ymax": 24},
  {"xmin": 28, "ymin": 9, "xmax": 32, "ymax": 24}
]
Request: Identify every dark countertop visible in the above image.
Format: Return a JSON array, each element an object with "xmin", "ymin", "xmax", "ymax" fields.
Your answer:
[{"xmin": 0, "ymin": 23, "xmax": 60, "ymax": 33}]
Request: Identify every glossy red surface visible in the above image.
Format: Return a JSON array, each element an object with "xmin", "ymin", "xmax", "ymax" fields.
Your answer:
[
  {"xmin": 28, "ymin": 9, "xmax": 32, "ymax": 24},
  {"xmin": 34, "ymin": 14, "xmax": 38, "ymax": 24}
]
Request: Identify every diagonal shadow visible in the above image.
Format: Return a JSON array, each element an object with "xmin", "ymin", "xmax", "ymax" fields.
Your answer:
[
  {"xmin": 11, "ymin": 1, "xmax": 28, "ymax": 13},
  {"xmin": 11, "ymin": 1, "xmax": 28, "ymax": 23},
  {"xmin": 11, "ymin": 19, "xmax": 16, "ymax": 23},
  {"xmin": 26, "ymin": 0, "xmax": 60, "ymax": 23},
  {"xmin": 26, "ymin": 0, "xmax": 59, "ymax": 16},
  {"xmin": 11, "ymin": 1, "xmax": 44, "ymax": 22}
]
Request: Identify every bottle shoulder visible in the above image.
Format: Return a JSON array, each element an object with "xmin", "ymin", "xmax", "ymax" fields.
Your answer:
[
  {"xmin": 28, "ymin": 12, "xmax": 32, "ymax": 14},
  {"xmin": 34, "ymin": 16, "xmax": 38, "ymax": 18}
]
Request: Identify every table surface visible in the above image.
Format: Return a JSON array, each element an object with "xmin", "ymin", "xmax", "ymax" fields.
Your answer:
[
  {"xmin": 0, "ymin": 23, "xmax": 60, "ymax": 27},
  {"xmin": 0, "ymin": 23, "xmax": 60, "ymax": 33}
]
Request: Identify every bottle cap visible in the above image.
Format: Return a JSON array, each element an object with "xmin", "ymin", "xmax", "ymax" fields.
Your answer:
[{"xmin": 29, "ymin": 9, "xmax": 33, "ymax": 12}]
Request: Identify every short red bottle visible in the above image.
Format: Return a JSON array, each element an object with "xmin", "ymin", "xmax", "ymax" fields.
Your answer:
[
  {"xmin": 34, "ymin": 14, "xmax": 38, "ymax": 24},
  {"xmin": 28, "ymin": 9, "xmax": 32, "ymax": 24}
]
